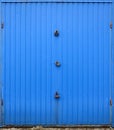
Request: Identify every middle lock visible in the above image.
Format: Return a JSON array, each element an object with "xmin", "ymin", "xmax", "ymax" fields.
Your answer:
[{"xmin": 55, "ymin": 61, "xmax": 61, "ymax": 67}]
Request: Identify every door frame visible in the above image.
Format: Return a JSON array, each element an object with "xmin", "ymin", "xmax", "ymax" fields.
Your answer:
[
  {"xmin": 112, "ymin": 0, "xmax": 114, "ymax": 126},
  {"xmin": 0, "ymin": 1, "xmax": 3, "ymax": 127}
]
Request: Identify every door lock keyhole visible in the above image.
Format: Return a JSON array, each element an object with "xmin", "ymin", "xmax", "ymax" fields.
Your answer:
[
  {"xmin": 54, "ymin": 30, "xmax": 59, "ymax": 37},
  {"xmin": 55, "ymin": 61, "xmax": 61, "ymax": 67}
]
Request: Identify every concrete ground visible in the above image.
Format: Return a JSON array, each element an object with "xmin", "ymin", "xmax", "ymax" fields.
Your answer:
[{"xmin": 0, "ymin": 127, "xmax": 113, "ymax": 130}]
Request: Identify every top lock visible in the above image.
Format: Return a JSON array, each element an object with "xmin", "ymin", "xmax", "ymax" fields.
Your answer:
[{"xmin": 54, "ymin": 30, "xmax": 59, "ymax": 37}]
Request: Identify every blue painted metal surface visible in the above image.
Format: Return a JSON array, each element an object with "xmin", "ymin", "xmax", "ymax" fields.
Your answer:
[
  {"xmin": 0, "ymin": 1, "xmax": 3, "ymax": 126},
  {"xmin": 112, "ymin": 0, "xmax": 114, "ymax": 126},
  {"xmin": 0, "ymin": 0, "xmax": 112, "ymax": 127}
]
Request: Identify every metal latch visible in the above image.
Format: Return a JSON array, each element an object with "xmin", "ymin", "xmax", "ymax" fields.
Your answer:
[
  {"xmin": 1, "ymin": 99, "xmax": 3, "ymax": 106},
  {"xmin": 110, "ymin": 99, "xmax": 112, "ymax": 106},
  {"xmin": 55, "ymin": 91, "xmax": 60, "ymax": 99},
  {"xmin": 1, "ymin": 23, "xmax": 4, "ymax": 29},
  {"xmin": 55, "ymin": 61, "xmax": 61, "ymax": 67},
  {"xmin": 54, "ymin": 30, "xmax": 59, "ymax": 37},
  {"xmin": 110, "ymin": 22, "xmax": 112, "ymax": 29}
]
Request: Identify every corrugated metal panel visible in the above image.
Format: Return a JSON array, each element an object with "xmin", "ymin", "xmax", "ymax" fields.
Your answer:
[{"xmin": 2, "ymin": 2, "xmax": 111, "ymax": 126}]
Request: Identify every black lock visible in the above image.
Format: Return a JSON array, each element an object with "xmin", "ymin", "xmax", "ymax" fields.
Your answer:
[
  {"xmin": 55, "ymin": 61, "xmax": 61, "ymax": 67},
  {"xmin": 55, "ymin": 91, "xmax": 60, "ymax": 99},
  {"xmin": 54, "ymin": 30, "xmax": 59, "ymax": 37}
]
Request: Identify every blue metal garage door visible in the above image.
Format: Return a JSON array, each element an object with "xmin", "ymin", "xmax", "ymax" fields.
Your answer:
[{"xmin": 1, "ymin": 1, "xmax": 112, "ymax": 126}]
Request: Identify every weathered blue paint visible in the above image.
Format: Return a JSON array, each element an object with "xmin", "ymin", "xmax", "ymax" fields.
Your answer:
[{"xmin": 0, "ymin": 0, "xmax": 113, "ymax": 127}]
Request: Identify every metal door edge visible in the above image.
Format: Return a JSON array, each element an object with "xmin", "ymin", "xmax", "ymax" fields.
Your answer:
[{"xmin": 0, "ymin": 2, "xmax": 3, "ymax": 127}]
